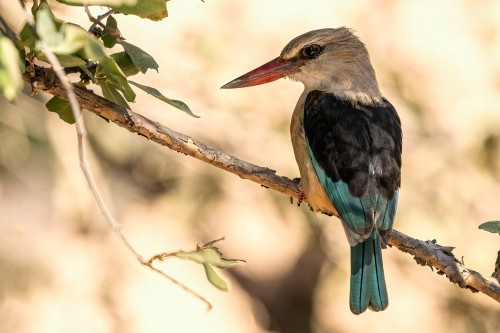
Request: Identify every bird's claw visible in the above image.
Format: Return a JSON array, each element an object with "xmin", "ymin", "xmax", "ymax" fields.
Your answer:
[
  {"xmin": 297, "ymin": 189, "xmax": 306, "ymax": 206},
  {"xmin": 290, "ymin": 178, "xmax": 306, "ymax": 206},
  {"xmin": 380, "ymin": 231, "xmax": 391, "ymax": 249}
]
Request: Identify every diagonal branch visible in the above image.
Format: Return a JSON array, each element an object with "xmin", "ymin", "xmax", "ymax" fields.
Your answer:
[{"xmin": 25, "ymin": 65, "xmax": 500, "ymax": 304}]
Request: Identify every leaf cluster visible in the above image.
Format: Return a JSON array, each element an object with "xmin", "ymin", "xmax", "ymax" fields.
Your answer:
[{"xmin": 1, "ymin": 0, "xmax": 197, "ymax": 123}]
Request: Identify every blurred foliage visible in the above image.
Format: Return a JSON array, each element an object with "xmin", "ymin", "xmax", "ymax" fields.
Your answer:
[
  {"xmin": 0, "ymin": 250, "xmax": 52, "ymax": 300},
  {"xmin": 55, "ymin": 0, "xmax": 168, "ymax": 21},
  {"xmin": 0, "ymin": 35, "xmax": 23, "ymax": 101},
  {"xmin": 0, "ymin": 92, "xmax": 55, "ymax": 176},
  {"xmin": 478, "ymin": 131, "xmax": 500, "ymax": 178},
  {"xmin": 2, "ymin": 1, "xmax": 189, "ymax": 117},
  {"xmin": 445, "ymin": 295, "xmax": 500, "ymax": 333}
]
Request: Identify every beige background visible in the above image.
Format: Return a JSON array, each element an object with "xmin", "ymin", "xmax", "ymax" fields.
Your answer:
[{"xmin": 0, "ymin": 1, "xmax": 499, "ymax": 332}]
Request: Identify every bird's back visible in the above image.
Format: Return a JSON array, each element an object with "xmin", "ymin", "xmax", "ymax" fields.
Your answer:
[{"xmin": 303, "ymin": 90, "xmax": 402, "ymax": 243}]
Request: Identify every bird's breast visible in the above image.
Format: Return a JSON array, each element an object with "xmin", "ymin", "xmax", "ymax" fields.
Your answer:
[{"xmin": 290, "ymin": 91, "xmax": 338, "ymax": 216}]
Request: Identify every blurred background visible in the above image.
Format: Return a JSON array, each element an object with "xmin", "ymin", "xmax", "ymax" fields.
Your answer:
[{"xmin": 1, "ymin": 0, "xmax": 499, "ymax": 332}]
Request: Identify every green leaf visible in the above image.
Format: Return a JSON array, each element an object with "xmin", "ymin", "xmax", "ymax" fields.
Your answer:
[
  {"xmin": 111, "ymin": 51, "xmax": 140, "ymax": 77},
  {"xmin": 172, "ymin": 241, "xmax": 244, "ymax": 291},
  {"xmin": 110, "ymin": 74, "xmax": 136, "ymax": 102},
  {"xmin": 31, "ymin": 0, "xmax": 39, "ymax": 16},
  {"xmin": 35, "ymin": 4, "xmax": 64, "ymax": 49},
  {"xmin": 34, "ymin": 4, "xmax": 89, "ymax": 56},
  {"xmin": 479, "ymin": 221, "xmax": 500, "ymax": 234},
  {"xmin": 98, "ymin": 80, "xmax": 130, "ymax": 109},
  {"xmin": 45, "ymin": 96, "xmax": 76, "ymax": 124},
  {"xmin": 102, "ymin": 15, "xmax": 119, "ymax": 48},
  {"xmin": 36, "ymin": 53, "xmax": 86, "ymax": 67},
  {"xmin": 56, "ymin": 0, "xmax": 138, "ymax": 6},
  {"xmin": 86, "ymin": 38, "xmax": 135, "ymax": 103},
  {"xmin": 53, "ymin": 24, "xmax": 89, "ymax": 55},
  {"xmin": 0, "ymin": 36, "xmax": 23, "ymax": 101},
  {"xmin": 119, "ymin": 41, "xmax": 158, "ymax": 73},
  {"xmin": 96, "ymin": 58, "xmax": 135, "ymax": 102},
  {"xmin": 203, "ymin": 263, "xmax": 228, "ymax": 291},
  {"xmin": 84, "ymin": 38, "xmax": 107, "ymax": 62},
  {"xmin": 153, "ymin": 239, "xmax": 244, "ymax": 292},
  {"xmin": 128, "ymin": 80, "xmax": 198, "ymax": 117},
  {"xmin": 112, "ymin": 0, "xmax": 167, "ymax": 21},
  {"xmin": 56, "ymin": 0, "xmax": 167, "ymax": 21},
  {"xmin": 19, "ymin": 23, "xmax": 36, "ymax": 49},
  {"xmin": 174, "ymin": 247, "xmax": 245, "ymax": 269},
  {"xmin": 99, "ymin": 54, "xmax": 127, "ymax": 79}
]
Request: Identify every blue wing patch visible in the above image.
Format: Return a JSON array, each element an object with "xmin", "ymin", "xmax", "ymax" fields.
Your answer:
[
  {"xmin": 378, "ymin": 189, "xmax": 398, "ymax": 231},
  {"xmin": 307, "ymin": 141, "xmax": 372, "ymax": 236},
  {"xmin": 307, "ymin": 140, "xmax": 398, "ymax": 236}
]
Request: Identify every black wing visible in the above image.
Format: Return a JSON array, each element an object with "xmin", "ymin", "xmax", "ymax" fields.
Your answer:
[{"xmin": 303, "ymin": 90, "xmax": 402, "ymax": 235}]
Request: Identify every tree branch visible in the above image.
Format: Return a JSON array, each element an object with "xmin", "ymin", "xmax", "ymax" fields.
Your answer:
[{"xmin": 25, "ymin": 65, "xmax": 500, "ymax": 304}]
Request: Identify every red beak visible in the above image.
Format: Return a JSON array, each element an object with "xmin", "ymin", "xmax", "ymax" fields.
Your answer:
[{"xmin": 221, "ymin": 57, "xmax": 303, "ymax": 89}]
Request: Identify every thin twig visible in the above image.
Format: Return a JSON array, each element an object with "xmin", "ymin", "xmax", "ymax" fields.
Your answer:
[
  {"xmin": 0, "ymin": 15, "xmax": 21, "ymax": 46},
  {"xmin": 147, "ymin": 237, "xmax": 227, "ymax": 264},
  {"xmin": 19, "ymin": 2, "xmax": 211, "ymax": 310},
  {"xmin": 85, "ymin": 6, "xmax": 120, "ymax": 38},
  {"xmin": 23, "ymin": 64, "xmax": 500, "ymax": 304}
]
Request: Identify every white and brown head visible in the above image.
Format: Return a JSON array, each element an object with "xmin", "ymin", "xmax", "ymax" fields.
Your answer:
[{"xmin": 222, "ymin": 28, "xmax": 382, "ymax": 105}]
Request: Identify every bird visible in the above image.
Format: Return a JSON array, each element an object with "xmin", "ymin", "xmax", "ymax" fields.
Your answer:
[{"xmin": 221, "ymin": 28, "xmax": 402, "ymax": 314}]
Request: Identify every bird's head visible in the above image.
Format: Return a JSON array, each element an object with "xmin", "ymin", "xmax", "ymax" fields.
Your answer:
[{"xmin": 222, "ymin": 28, "xmax": 382, "ymax": 105}]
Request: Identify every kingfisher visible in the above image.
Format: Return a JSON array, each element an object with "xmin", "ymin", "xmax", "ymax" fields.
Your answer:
[{"xmin": 221, "ymin": 28, "xmax": 402, "ymax": 314}]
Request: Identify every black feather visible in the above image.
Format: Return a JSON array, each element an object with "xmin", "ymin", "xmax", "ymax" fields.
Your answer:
[{"xmin": 304, "ymin": 90, "xmax": 402, "ymax": 200}]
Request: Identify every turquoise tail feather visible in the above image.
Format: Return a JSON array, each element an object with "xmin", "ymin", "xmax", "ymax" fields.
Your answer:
[{"xmin": 349, "ymin": 229, "xmax": 388, "ymax": 315}]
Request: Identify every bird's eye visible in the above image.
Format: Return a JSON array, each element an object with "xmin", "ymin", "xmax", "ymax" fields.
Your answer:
[{"xmin": 301, "ymin": 44, "xmax": 322, "ymax": 59}]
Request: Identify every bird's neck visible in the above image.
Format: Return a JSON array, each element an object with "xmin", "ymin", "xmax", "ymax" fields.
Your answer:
[
  {"xmin": 299, "ymin": 62, "xmax": 383, "ymax": 106},
  {"xmin": 328, "ymin": 78, "xmax": 382, "ymax": 106},
  {"xmin": 304, "ymin": 73, "xmax": 382, "ymax": 106}
]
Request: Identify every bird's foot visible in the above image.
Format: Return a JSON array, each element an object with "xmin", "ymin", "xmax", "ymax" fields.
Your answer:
[
  {"xmin": 291, "ymin": 177, "xmax": 306, "ymax": 206},
  {"xmin": 297, "ymin": 189, "xmax": 306, "ymax": 207},
  {"xmin": 380, "ymin": 230, "xmax": 391, "ymax": 249},
  {"xmin": 290, "ymin": 178, "xmax": 306, "ymax": 207}
]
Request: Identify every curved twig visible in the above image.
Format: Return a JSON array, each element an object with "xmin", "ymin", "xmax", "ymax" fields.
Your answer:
[
  {"xmin": 24, "ymin": 65, "xmax": 500, "ymax": 304},
  {"xmin": 18, "ymin": 2, "xmax": 211, "ymax": 309}
]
